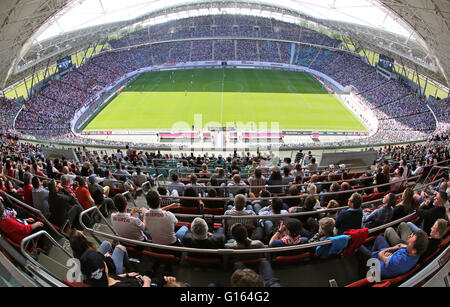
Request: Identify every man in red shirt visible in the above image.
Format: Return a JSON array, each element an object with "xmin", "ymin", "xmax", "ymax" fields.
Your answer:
[{"xmin": 75, "ymin": 177, "xmax": 95, "ymax": 211}]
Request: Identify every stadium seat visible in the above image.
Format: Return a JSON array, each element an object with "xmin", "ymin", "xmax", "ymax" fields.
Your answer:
[
  {"xmin": 230, "ymin": 257, "xmax": 267, "ymax": 265},
  {"xmin": 141, "ymin": 250, "xmax": 181, "ymax": 264},
  {"xmin": 62, "ymin": 280, "xmax": 89, "ymax": 287},
  {"xmin": 202, "ymin": 207, "xmax": 224, "ymax": 215},
  {"xmin": 183, "ymin": 255, "xmax": 222, "ymax": 266},
  {"xmin": 346, "ymin": 263, "xmax": 421, "ymax": 287},
  {"xmin": 177, "ymin": 206, "xmax": 200, "ymax": 214},
  {"xmin": 371, "ymin": 281, "xmax": 392, "ymax": 287},
  {"xmin": 271, "ymin": 252, "xmax": 312, "ymax": 265}
]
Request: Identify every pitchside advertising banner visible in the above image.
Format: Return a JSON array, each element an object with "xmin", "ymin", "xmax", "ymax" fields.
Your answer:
[{"xmin": 282, "ymin": 131, "xmax": 369, "ymax": 136}]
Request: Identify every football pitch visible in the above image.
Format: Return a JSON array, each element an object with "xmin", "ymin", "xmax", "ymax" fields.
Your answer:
[{"xmin": 83, "ymin": 68, "xmax": 367, "ymax": 132}]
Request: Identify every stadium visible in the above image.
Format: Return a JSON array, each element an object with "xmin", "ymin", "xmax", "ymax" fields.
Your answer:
[{"xmin": 0, "ymin": 0, "xmax": 448, "ymax": 291}]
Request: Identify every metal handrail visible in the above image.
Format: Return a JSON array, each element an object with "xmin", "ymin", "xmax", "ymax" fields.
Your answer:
[
  {"xmin": 155, "ymin": 174, "xmax": 164, "ymax": 186},
  {"xmin": 19, "ymin": 230, "xmax": 73, "ymax": 287},
  {"xmin": 97, "ymin": 160, "xmax": 365, "ymax": 177},
  {"xmin": 1, "ymin": 192, "xmax": 63, "ymax": 239},
  {"xmin": 158, "ymin": 175, "xmax": 422, "ymax": 201},
  {"xmin": 20, "ymin": 230, "xmax": 73, "ymax": 285},
  {"xmin": 422, "ymin": 165, "xmax": 450, "ymax": 186},
  {"xmin": 77, "ymin": 206, "xmax": 417, "ymax": 255},
  {"xmin": 122, "ymin": 190, "xmax": 136, "ymax": 207},
  {"xmin": 135, "ymin": 176, "xmax": 447, "ymax": 222},
  {"xmin": 79, "ymin": 206, "xmax": 118, "ymax": 237}
]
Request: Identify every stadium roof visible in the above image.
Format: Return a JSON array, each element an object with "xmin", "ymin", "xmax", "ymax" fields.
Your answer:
[{"xmin": 1, "ymin": 0, "xmax": 449, "ymax": 90}]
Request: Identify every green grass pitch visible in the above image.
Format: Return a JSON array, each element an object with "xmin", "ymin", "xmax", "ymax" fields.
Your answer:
[{"xmin": 84, "ymin": 68, "xmax": 367, "ymax": 132}]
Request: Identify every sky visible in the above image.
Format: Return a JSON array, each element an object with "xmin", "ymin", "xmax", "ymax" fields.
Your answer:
[{"xmin": 35, "ymin": 0, "xmax": 414, "ymax": 42}]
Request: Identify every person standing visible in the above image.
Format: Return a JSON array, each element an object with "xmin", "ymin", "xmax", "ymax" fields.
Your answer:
[{"xmin": 31, "ymin": 176, "xmax": 50, "ymax": 218}]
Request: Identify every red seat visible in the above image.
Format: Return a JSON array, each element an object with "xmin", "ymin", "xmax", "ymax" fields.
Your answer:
[
  {"xmin": 345, "ymin": 278, "xmax": 371, "ymax": 287},
  {"xmin": 62, "ymin": 280, "xmax": 89, "ymax": 287},
  {"xmin": 213, "ymin": 223, "xmax": 223, "ymax": 229},
  {"xmin": 271, "ymin": 252, "xmax": 311, "ymax": 264},
  {"xmin": 368, "ymin": 192, "xmax": 388, "ymax": 201},
  {"xmin": 141, "ymin": 250, "xmax": 181, "ymax": 263},
  {"xmin": 202, "ymin": 207, "xmax": 224, "ymax": 215},
  {"xmin": 0, "ymin": 229, "xmax": 35, "ymax": 253},
  {"xmin": 177, "ymin": 222, "xmax": 223, "ymax": 230},
  {"xmin": 379, "ymin": 264, "xmax": 421, "ymax": 286},
  {"xmin": 230, "ymin": 257, "xmax": 267, "ymax": 265},
  {"xmin": 372, "ymin": 281, "xmax": 391, "ymax": 287},
  {"xmin": 271, "ymin": 193, "xmax": 286, "ymax": 197},
  {"xmin": 183, "ymin": 255, "xmax": 222, "ymax": 265},
  {"xmin": 109, "ymin": 188, "xmax": 126, "ymax": 197},
  {"xmin": 1, "ymin": 232, "xmax": 21, "ymax": 250},
  {"xmin": 438, "ymin": 234, "xmax": 450, "ymax": 249},
  {"xmin": 352, "ymin": 185, "xmax": 365, "ymax": 189},
  {"xmin": 177, "ymin": 206, "xmax": 200, "ymax": 214}
]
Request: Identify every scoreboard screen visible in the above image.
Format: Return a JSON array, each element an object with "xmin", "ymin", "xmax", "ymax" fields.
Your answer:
[
  {"xmin": 378, "ymin": 54, "xmax": 394, "ymax": 72},
  {"xmin": 57, "ymin": 56, "xmax": 73, "ymax": 73}
]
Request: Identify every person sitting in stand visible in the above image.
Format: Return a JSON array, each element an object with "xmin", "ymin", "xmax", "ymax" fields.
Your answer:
[
  {"xmin": 198, "ymin": 163, "xmax": 211, "ymax": 178},
  {"xmin": 392, "ymin": 187, "xmax": 418, "ymax": 220},
  {"xmin": 230, "ymin": 259, "xmax": 281, "ymax": 287},
  {"xmin": 179, "ymin": 187, "xmax": 203, "ymax": 208},
  {"xmin": 110, "ymin": 193, "xmax": 148, "ymax": 246},
  {"xmin": 182, "ymin": 217, "xmax": 226, "ymax": 257},
  {"xmin": 143, "ymin": 190, "xmax": 187, "ymax": 247},
  {"xmin": 74, "ymin": 176, "xmax": 96, "ymax": 211},
  {"xmin": 88, "ymin": 176, "xmax": 116, "ymax": 217},
  {"xmin": 80, "ymin": 249, "xmax": 151, "ymax": 287},
  {"xmin": 223, "ymin": 194, "xmax": 260, "ymax": 240},
  {"xmin": 384, "ymin": 218, "xmax": 448, "ymax": 261},
  {"xmin": 308, "ymin": 217, "xmax": 335, "ymax": 243},
  {"xmin": 268, "ymin": 218, "xmax": 308, "ymax": 247},
  {"xmin": 0, "ymin": 199, "xmax": 43, "ymax": 244},
  {"xmin": 48, "ymin": 179, "xmax": 82, "ymax": 229},
  {"xmin": 257, "ymin": 198, "xmax": 288, "ymax": 238},
  {"xmin": 362, "ymin": 193, "xmax": 396, "ymax": 228},
  {"xmin": 224, "ymin": 223, "xmax": 265, "ymax": 250},
  {"xmin": 357, "ymin": 230, "xmax": 429, "ymax": 279},
  {"xmin": 415, "ymin": 191, "xmax": 448, "ymax": 235},
  {"xmin": 335, "ymin": 192, "xmax": 363, "ymax": 235}
]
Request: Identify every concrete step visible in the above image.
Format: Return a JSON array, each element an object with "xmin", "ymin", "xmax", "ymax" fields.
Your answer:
[{"xmin": 37, "ymin": 253, "xmax": 70, "ymax": 281}]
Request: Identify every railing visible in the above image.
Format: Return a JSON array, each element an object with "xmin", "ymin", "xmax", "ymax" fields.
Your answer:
[
  {"xmin": 1, "ymin": 190, "xmax": 63, "ymax": 239},
  {"xmin": 158, "ymin": 175, "xmax": 422, "ymax": 202},
  {"xmin": 422, "ymin": 165, "xmax": 450, "ymax": 186},
  {"xmin": 19, "ymin": 230, "xmax": 71, "ymax": 287},
  {"xmin": 78, "ymin": 204, "xmax": 418, "ymax": 256},
  {"xmin": 167, "ymin": 176, "xmax": 445, "ymax": 222}
]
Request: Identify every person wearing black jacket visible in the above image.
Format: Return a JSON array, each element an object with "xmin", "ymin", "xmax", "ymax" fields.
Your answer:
[
  {"xmin": 48, "ymin": 179, "xmax": 82, "ymax": 229},
  {"xmin": 182, "ymin": 217, "xmax": 226, "ymax": 258},
  {"xmin": 80, "ymin": 249, "xmax": 151, "ymax": 287},
  {"xmin": 416, "ymin": 191, "xmax": 447, "ymax": 235},
  {"xmin": 88, "ymin": 176, "xmax": 116, "ymax": 217}
]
